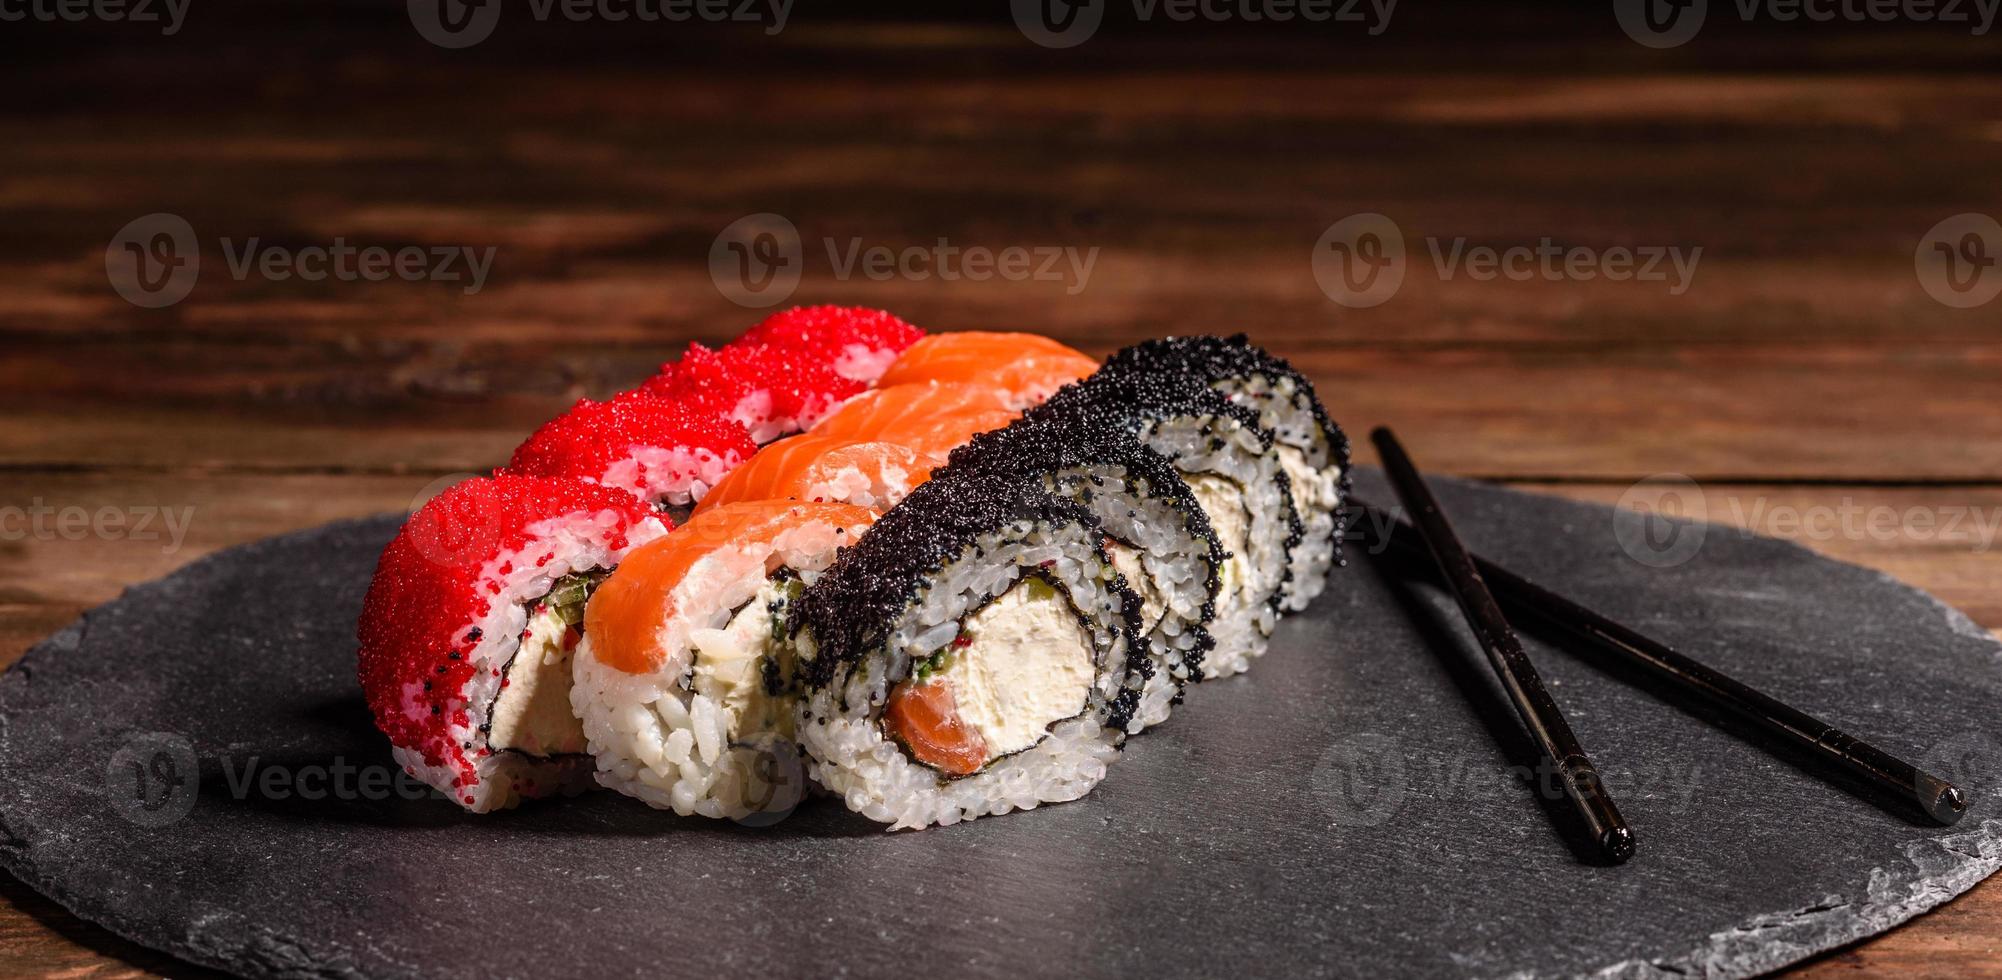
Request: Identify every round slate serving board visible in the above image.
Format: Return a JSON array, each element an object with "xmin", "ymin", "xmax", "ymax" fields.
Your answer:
[{"xmin": 3, "ymin": 472, "xmax": 2000, "ymax": 980}]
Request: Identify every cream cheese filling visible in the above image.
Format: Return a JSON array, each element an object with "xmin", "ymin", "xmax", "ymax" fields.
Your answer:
[
  {"xmin": 924, "ymin": 577, "xmax": 1093, "ymax": 760},
  {"xmin": 1276, "ymin": 445, "xmax": 1339, "ymax": 518},
  {"xmin": 1105, "ymin": 539, "xmax": 1167, "ymax": 633},
  {"xmin": 688, "ymin": 576, "xmax": 797, "ymax": 740},
  {"xmin": 489, "ymin": 604, "xmax": 590, "ymax": 757},
  {"xmin": 1184, "ymin": 473, "xmax": 1253, "ymax": 605}
]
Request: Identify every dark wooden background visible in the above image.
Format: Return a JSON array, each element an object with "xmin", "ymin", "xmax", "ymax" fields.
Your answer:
[{"xmin": 3, "ymin": 3, "xmax": 1999, "ymax": 974}]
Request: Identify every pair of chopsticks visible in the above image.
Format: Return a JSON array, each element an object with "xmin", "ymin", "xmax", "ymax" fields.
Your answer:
[{"xmin": 1365, "ymin": 427, "xmax": 1965, "ymax": 865}]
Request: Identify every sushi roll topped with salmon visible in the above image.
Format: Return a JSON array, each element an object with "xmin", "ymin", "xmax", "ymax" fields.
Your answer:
[
  {"xmin": 571, "ymin": 500, "xmax": 876, "ymax": 821},
  {"xmin": 357, "ymin": 475, "xmax": 671, "ymax": 811}
]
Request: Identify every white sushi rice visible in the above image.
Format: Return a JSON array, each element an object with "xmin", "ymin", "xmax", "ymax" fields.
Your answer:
[
  {"xmin": 1047, "ymin": 465, "xmax": 1217, "ymax": 730},
  {"xmin": 1136, "ymin": 414, "xmax": 1291, "ymax": 678},
  {"xmin": 569, "ymin": 517, "xmax": 853, "ymax": 820},
  {"xmin": 1214, "ymin": 373, "xmax": 1345, "ymax": 611},
  {"xmin": 595, "ymin": 444, "xmax": 744, "ymax": 510},
  {"xmin": 799, "ymin": 454, "xmax": 922, "ymax": 512},
  {"xmin": 795, "ymin": 520, "xmax": 1137, "ymax": 830},
  {"xmin": 390, "ymin": 509, "xmax": 671, "ymax": 813}
]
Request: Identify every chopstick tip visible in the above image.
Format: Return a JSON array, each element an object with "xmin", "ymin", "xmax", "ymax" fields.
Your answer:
[
  {"xmin": 1601, "ymin": 825, "xmax": 1637, "ymax": 864},
  {"xmin": 1931, "ymin": 784, "xmax": 1968, "ymax": 826}
]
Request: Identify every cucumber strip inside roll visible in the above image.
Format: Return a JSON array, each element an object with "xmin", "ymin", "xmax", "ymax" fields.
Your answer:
[
  {"xmin": 793, "ymin": 475, "xmax": 1148, "ymax": 830},
  {"xmin": 939, "ymin": 417, "xmax": 1224, "ymax": 730}
]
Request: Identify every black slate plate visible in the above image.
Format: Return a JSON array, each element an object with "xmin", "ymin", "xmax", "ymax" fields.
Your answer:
[{"xmin": 3, "ymin": 472, "xmax": 2000, "ymax": 979}]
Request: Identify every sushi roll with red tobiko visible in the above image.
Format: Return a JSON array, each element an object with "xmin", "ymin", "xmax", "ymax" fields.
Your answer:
[
  {"xmin": 357, "ymin": 475, "xmax": 671, "ymax": 812},
  {"xmin": 732, "ymin": 305, "xmax": 924, "ymax": 385},
  {"xmin": 641, "ymin": 342, "xmax": 859, "ymax": 444},
  {"xmin": 504, "ymin": 389, "xmax": 755, "ymax": 523}
]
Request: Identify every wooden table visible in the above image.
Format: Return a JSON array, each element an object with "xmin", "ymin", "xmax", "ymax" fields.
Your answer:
[{"xmin": 3, "ymin": 7, "xmax": 1998, "ymax": 975}]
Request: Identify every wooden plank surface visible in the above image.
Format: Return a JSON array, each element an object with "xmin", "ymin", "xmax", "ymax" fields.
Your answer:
[{"xmin": 3, "ymin": 6, "xmax": 1999, "ymax": 976}]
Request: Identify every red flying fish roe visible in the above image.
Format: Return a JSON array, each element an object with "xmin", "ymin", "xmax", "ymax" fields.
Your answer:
[
  {"xmin": 731, "ymin": 305, "xmax": 925, "ymax": 383},
  {"xmin": 502, "ymin": 388, "xmax": 756, "ymax": 500},
  {"xmin": 641, "ymin": 341, "xmax": 863, "ymax": 440},
  {"xmin": 356, "ymin": 474, "xmax": 661, "ymax": 794}
]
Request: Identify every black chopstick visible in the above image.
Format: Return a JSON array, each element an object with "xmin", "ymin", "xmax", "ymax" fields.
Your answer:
[
  {"xmin": 1369, "ymin": 427, "xmax": 1636, "ymax": 863},
  {"xmin": 1353, "ymin": 500, "xmax": 1967, "ymax": 827}
]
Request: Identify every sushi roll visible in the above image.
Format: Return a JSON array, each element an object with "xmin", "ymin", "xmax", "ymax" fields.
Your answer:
[
  {"xmin": 1100, "ymin": 335, "xmax": 1350, "ymax": 610},
  {"xmin": 939, "ymin": 415, "xmax": 1223, "ymax": 731},
  {"xmin": 503, "ymin": 389, "xmax": 757, "ymax": 524},
  {"xmin": 357, "ymin": 475, "xmax": 672, "ymax": 812},
  {"xmin": 641, "ymin": 341, "xmax": 861, "ymax": 443},
  {"xmin": 731, "ymin": 305, "xmax": 924, "ymax": 385},
  {"xmin": 571, "ymin": 500, "xmax": 876, "ymax": 820},
  {"xmin": 877, "ymin": 332, "xmax": 1098, "ymax": 409},
  {"xmin": 809, "ymin": 381, "xmax": 1015, "ymax": 440},
  {"xmin": 792, "ymin": 474, "xmax": 1150, "ymax": 829},
  {"xmin": 1034, "ymin": 368, "xmax": 1295, "ymax": 678},
  {"xmin": 696, "ymin": 435, "xmax": 940, "ymax": 514}
]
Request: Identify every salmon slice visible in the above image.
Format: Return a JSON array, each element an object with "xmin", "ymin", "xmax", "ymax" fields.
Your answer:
[
  {"xmin": 884, "ymin": 677, "xmax": 988, "ymax": 776},
  {"xmin": 696, "ymin": 436, "xmax": 940, "ymax": 513},
  {"xmin": 868, "ymin": 408, "xmax": 1020, "ymax": 459},
  {"xmin": 585, "ymin": 500, "xmax": 875, "ymax": 675},
  {"xmin": 810, "ymin": 381, "xmax": 1015, "ymax": 441},
  {"xmin": 876, "ymin": 332, "xmax": 1098, "ymax": 407}
]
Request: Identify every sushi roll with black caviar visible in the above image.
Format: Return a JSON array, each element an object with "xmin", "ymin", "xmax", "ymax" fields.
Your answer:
[
  {"xmin": 571, "ymin": 500, "xmax": 876, "ymax": 820},
  {"xmin": 1099, "ymin": 335, "xmax": 1351, "ymax": 610},
  {"xmin": 503, "ymin": 389, "xmax": 757, "ymax": 524},
  {"xmin": 356, "ymin": 475, "xmax": 672, "ymax": 812},
  {"xmin": 938, "ymin": 414, "xmax": 1223, "ymax": 731},
  {"xmin": 1032, "ymin": 368, "xmax": 1296, "ymax": 678},
  {"xmin": 791, "ymin": 474, "xmax": 1150, "ymax": 829}
]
